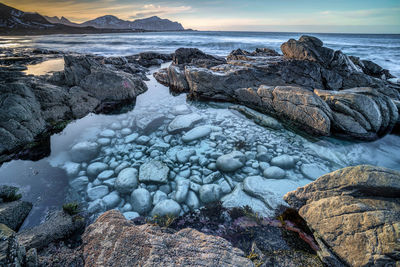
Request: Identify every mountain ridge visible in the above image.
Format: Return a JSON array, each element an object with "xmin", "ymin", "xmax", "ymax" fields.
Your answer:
[
  {"xmin": 78, "ymin": 14, "xmax": 184, "ymax": 31},
  {"xmin": 0, "ymin": 2, "xmax": 185, "ymax": 34}
]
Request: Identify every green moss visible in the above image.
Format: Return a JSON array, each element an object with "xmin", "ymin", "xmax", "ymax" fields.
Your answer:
[
  {"xmin": 1, "ymin": 187, "xmax": 22, "ymax": 202},
  {"xmin": 148, "ymin": 214, "xmax": 176, "ymax": 228},
  {"xmin": 62, "ymin": 202, "xmax": 81, "ymax": 216}
]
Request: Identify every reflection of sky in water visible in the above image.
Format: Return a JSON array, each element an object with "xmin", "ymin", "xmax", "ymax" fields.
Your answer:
[{"xmin": 23, "ymin": 58, "xmax": 64, "ymax": 75}]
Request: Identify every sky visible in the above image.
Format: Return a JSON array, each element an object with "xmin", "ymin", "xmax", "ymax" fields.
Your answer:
[{"xmin": 3, "ymin": 0, "xmax": 400, "ymax": 33}]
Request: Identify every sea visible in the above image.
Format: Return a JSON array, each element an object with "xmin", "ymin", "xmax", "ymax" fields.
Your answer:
[
  {"xmin": 2, "ymin": 31, "xmax": 400, "ymax": 76},
  {"xmin": 1, "ymin": 31, "xmax": 399, "ymax": 228}
]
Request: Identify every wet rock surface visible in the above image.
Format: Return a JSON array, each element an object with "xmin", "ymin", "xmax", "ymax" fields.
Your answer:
[
  {"xmin": 154, "ymin": 35, "xmax": 400, "ymax": 140},
  {"xmin": 284, "ymin": 165, "xmax": 400, "ymax": 267}
]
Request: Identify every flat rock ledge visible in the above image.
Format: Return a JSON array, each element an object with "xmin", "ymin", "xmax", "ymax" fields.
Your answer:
[
  {"xmin": 82, "ymin": 209, "xmax": 253, "ymax": 267},
  {"xmin": 284, "ymin": 165, "xmax": 400, "ymax": 267},
  {"xmin": 154, "ymin": 35, "xmax": 400, "ymax": 141}
]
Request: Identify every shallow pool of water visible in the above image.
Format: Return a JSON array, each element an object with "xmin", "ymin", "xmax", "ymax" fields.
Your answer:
[
  {"xmin": 1, "ymin": 63, "xmax": 400, "ymax": 227},
  {"xmin": 23, "ymin": 58, "xmax": 64, "ymax": 76}
]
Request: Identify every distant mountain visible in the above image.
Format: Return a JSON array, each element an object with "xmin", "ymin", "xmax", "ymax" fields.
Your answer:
[
  {"xmin": 80, "ymin": 15, "xmax": 131, "ymax": 29},
  {"xmin": 80, "ymin": 15, "xmax": 184, "ymax": 31},
  {"xmin": 130, "ymin": 16, "xmax": 184, "ymax": 31},
  {"xmin": 0, "ymin": 2, "xmax": 54, "ymax": 29},
  {"xmin": 0, "ymin": 2, "xmax": 185, "ymax": 34},
  {"xmin": 44, "ymin": 15, "xmax": 80, "ymax": 27}
]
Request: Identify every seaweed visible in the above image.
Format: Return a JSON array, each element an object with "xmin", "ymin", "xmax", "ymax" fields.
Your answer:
[{"xmin": 62, "ymin": 202, "xmax": 81, "ymax": 216}]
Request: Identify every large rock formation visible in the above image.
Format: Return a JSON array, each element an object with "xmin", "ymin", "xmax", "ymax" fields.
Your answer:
[
  {"xmin": 82, "ymin": 210, "xmax": 253, "ymax": 267},
  {"xmin": 284, "ymin": 165, "xmax": 400, "ymax": 267},
  {"xmin": 154, "ymin": 36, "xmax": 400, "ymax": 140},
  {"xmin": 0, "ymin": 52, "xmax": 149, "ymax": 161}
]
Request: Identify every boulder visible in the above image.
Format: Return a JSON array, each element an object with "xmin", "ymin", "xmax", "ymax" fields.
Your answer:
[
  {"xmin": 284, "ymin": 165, "xmax": 400, "ymax": 267},
  {"xmin": 86, "ymin": 162, "xmax": 108, "ymax": 178},
  {"xmin": 167, "ymin": 113, "xmax": 203, "ymax": 134},
  {"xmin": 139, "ymin": 160, "xmax": 169, "ymax": 184},
  {"xmin": 270, "ymin": 155, "xmax": 296, "ymax": 169},
  {"xmin": 0, "ymin": 200, "xmax": 32, "ymax": 231},
  {"xmin": 69, "ymin": 176, "xmax": 89, "ymax": 192},
  {"xmin": 216, "ymin": 151, "xmax": 246, "ymax": 172},
  {"xmin": 263, "ymin": 166, "xmax": 286, "ymax": 179},
  {"xmin": 151, "ymin": 199, "xmax": 181, "ymax": 217},
  {"xmin": 115, "ymin": 168, "xmax": 138, "ymax": 194},
  {"xmin": 242, "ymin": 175, "xmax": 283, "ymax": 210},
  {"xmin": 102, "ymin": 191, "xmax": 121, "ymax": 209},
  {"xmin": 87, "ymin": 185, "xmax": 109, "ymax": 201},
  {"xmin": 69, "ymin": 141, "xmax": 99, "ymax": 162},
  {"xmin": 173, "ymin": 48, "xmax": 226, "ymax": 66},
  {"xmin": 0, "ymin": 82, "xmax": 45, "ymax": 155},
  {"xmin": 175, "ymin": 179, "xmax": 190, "ymax": 203},
  {"xmin": 130, "ymin": 188, "xmax": 152, "ymax": 215},
  {"xmin": 199, "ymin": 184, "xmax": 221, "ymax": 203},
  {"xmin": 82, "ymin": 210, "xmax": 252, "ymax": 266},
  {"xmin": 18, "ymin": 210, "xmax": 84, "ymax": 251},
  {"xmin": 0, "ymin": 223, "xmax": 28, "ymax": 266},
  {"xmin": 182, "ymin": 125, "xmax": 212, "ymax": 143},
  {"xmin": 221, "ymin": 184, "xmax": 273, "ymax": 217}
]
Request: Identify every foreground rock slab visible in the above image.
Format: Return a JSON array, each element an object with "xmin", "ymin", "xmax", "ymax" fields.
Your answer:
[
  {"xmin": 82, "ymin": 210, "xmax": 253, "ymax": 267},
  {"xmin": 0, "ymin": 200, "xmax": 32, "ymax": 231},
  {"xmin": 284, "ymin": 165, "xmax": 400, "ymax": 267}
]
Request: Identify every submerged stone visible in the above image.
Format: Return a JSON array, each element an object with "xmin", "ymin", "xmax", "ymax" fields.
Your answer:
[
  {"xmin": 167, "ymin": 113, "xmax": 203, "ymax": 133},
  {"xmin": 151, "ymin": 199, "xmax": 181, "ymax": 217},
  {"xmin": 263, "ymin": 166, "xmax": 286, "ymax": 179},
  {"xmin": 216, "ymin": 151, "xmax": 246, "ymax": 172},
  {"xmin": 70, "ymin": 141, "xmax": 99, "ymax": 162},
  {"xmin": 131, "ymin": 188, "xmax": 152, "ymax": 215},
  {"xmin": 87, "ymin": 185, "xmax": 109, "ymax": 201},
  {"xmin": 270, "ymin": 155, "xmax": 296, "ymax": 169},
  {"xmin": 182, "ymin": 125, "xmax": 212, "ymax": 143},
  {"xmin": 87, "ymin": 162, "xmax": 109, "ymax": 177},
  {"xmin": 115, "ymin": 168, "xmax": 138, "ymax": 194},
  {"xmin": 199, "ymin": 184, "xmax": 221, "ymax": 203},
  {"xmin": 139, "ymin": 160, "xmax": 169, "ymax": 184},
  {"xmin": 300, "ymin": 163, "xmax": 330, "ymax": 180}
]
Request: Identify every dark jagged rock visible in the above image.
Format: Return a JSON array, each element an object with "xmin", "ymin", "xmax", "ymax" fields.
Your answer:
[
  {"xmin": 227, "ymin": 47, "xmax": 280, "ymax": 61},
  {"xmin": 0, "ymin": 200, "xmax": 32, "ymax": 231},
  {"xmin": 0, "ymin": 223, "xmax": 29, "ymax": 267},
  {"xmin": 284, "ymin": 165, "xmax": 400, "ymax": 267},
  {"xmin": 173, "ymin": 48, "xmax": 226, "ymax": 66},
  {"xmin": 17, "ymin": 210, "xmax": 85, "ymax": 251},
  {"xmin": 154, "ymin": 36, "xmax": 400, "ymax": 140}
]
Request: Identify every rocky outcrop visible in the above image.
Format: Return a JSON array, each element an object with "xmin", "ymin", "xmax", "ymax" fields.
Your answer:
[
  {"xmin": 0, "ymin": 223, "xmax": 28, "ymax": 267},
  {"xmin": 173, "ymin": 48, "xmax": 226, "ymax": 66},
  {"xmin": 154, "ymin": 36, "xmax": 400, "ymax": 140},
  {"xmin": 0, "ymin": 200, "xmax": 32, "ymax": 231},
  {"xmin": 0, "ymin": 52, "xmax": 149, "ymax": 161},
  {"xmin": 82, "ymin": 210, "xmax": 253, "ymax": 267},
  {"xmin": 315, "ymin": 88, "xmax": 398, "ymax": 140},
  {"xmin": 17, "ymin": 210, "xmax": 85, "ymax": 251},
  {"xmin": 284, "ymin": 165, "xmax": 400, "ymax": 267}
]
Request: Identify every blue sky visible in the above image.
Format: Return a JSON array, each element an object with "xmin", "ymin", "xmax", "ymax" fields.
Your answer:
[{"xmin": 5, "ymin": 0, "xmax": 400, "ymax": 33}]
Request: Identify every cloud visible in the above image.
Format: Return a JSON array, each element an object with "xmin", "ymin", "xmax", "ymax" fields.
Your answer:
[{"xmin": 129, "ymin": 4, "xmax": 192, "ymax": 19}]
